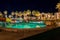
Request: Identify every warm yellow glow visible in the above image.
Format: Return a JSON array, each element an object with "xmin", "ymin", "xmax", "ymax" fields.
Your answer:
[
  {"xmin": 36, "ymin": 25, "xmax": 40, "ymax": 28},
  {"xmin": 35, "ymin": 13, "xmax": 40, "ymax": 16},
  {"xmin": 11, "ymin": 12, "xmax": 15, "ymax": 15},
  {"xmin": 0, "ymin": 13, "xmax": 2, "ymax": 16},
  {"xmin": 32, "ymin": 10, "xmax": 40, "ymax": 17},
  {"xmin": 0, "ymin": 12, "xmax": 3, "ymax": 17},
  {"xmin": 4, "ymin": 11, "xmax": 7, "ymax": 14},
  {"xmin": 32, "ymin": 10, "xmax": 36, "ymax": 15},
  {"xmin": 18, "ymin": 13, "xmax": 22, "ymax": 16},
  {"xmin": 15, "ymin": 11, "xmax": 18, "ymax": 15},
  {"xmin": 56, "ymin": 3, "xmax": 60, "ymax": 9},
  {"xmin": 26, "ymin": 10, "xmax": 31, "ymax": 15},
  {"xmin": 9, "ymin": 15, "xmax": 12, "ymax": 18},
  {"xmin": 6, "ymin": 18, "xmax": 11, "ymax": 22}
]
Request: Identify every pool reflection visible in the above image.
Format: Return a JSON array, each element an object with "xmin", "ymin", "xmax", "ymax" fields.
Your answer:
[{"xmin": 0, "ymin": 21, "xmax": 46, "ymax": 29}]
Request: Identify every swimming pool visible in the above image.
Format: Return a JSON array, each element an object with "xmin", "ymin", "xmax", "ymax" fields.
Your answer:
[{"xmin": 0, "ymin": 21, "xmax": 46, "ymax": 29}]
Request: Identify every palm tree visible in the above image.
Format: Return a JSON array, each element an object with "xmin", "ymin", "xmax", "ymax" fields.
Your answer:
[
  {"xmin": 26, "ymin": 10, "xmax": 31, "ymax": 16},
  {"xmin": 56, "ymin": 2, "xmax": 60, "ymax": 12},
  {"xmin": 32, "ymin": 10, "xmax": 41, "ymax": 21},
  {"xmin": 35, "ymin": 11, "xmax": 40, "ymax": 17},
  {"xmin": 3, "ymin": 10, "xmax": 8, "ymax": 18},
  {"xmin": 32, "ymin": 10, "xmax": 36, "ymax": 16},
  {"xmin": 32, "ymin": 10, "xmax": 40, "ymax": 17}
]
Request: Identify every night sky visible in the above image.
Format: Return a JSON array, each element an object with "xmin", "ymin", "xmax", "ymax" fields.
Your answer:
[{"xmin": 0, "ymin": 0, "xmax": 59, "ymax": 13}]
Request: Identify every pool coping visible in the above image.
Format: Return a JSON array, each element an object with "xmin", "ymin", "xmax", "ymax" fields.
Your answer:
[{"xmin": 0, "ymin": 25, "xmax": 56, "ymax": 32}]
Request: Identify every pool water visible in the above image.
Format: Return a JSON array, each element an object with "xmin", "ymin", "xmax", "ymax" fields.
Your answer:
[{"xmin": 0, "ymin": 21, "xmax": 46, "ymax": 29}]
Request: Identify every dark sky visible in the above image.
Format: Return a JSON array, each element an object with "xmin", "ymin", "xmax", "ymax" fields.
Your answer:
[{"xmin": 0, "ymin": 0, "xmax": 59, "ymax": 13}]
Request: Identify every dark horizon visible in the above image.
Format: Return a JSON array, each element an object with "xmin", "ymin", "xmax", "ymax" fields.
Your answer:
[{"xmin": 0, "ymin": 0, "xmax": 59, "ymax": 13}]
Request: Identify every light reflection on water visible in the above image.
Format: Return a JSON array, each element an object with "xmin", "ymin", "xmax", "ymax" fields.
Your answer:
[{"xmin": 0, "ymin": 21, "xmax": 46, "ymax": 29}]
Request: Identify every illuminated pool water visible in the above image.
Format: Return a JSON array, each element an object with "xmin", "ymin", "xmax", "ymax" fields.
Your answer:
[{"xmin": 0, "ymin": 21, "xmax": 46, "ymax": 29}]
